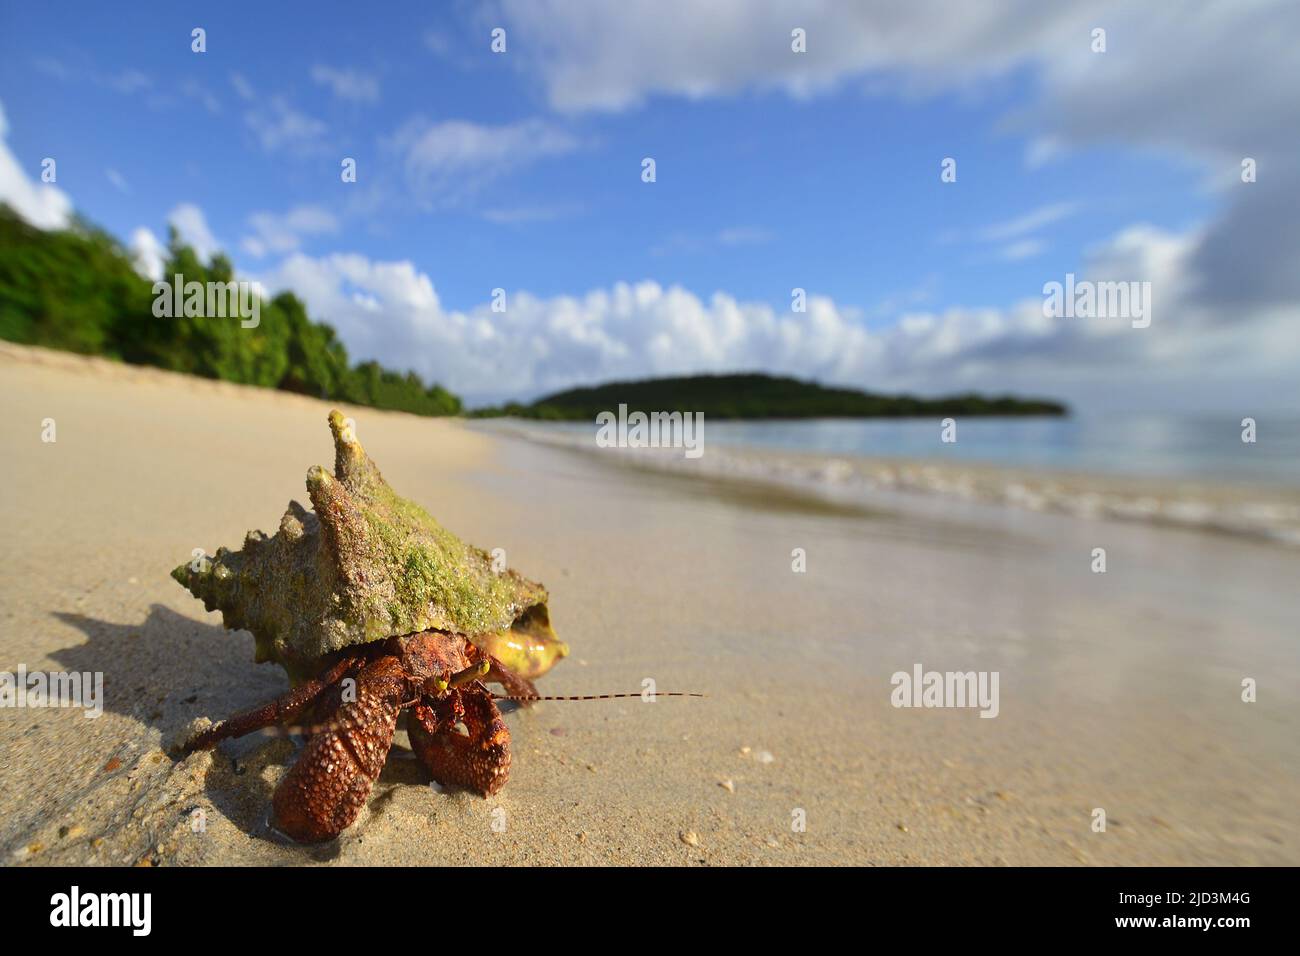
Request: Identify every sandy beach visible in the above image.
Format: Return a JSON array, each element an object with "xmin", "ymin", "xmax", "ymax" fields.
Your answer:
[{"xmin": 2, "ymin": 342, "xmax": 1298, "ymax": 866}]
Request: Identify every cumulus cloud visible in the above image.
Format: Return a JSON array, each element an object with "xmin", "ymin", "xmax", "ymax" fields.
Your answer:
[
  {"xmin": 0, "ymin": 100, "xmax": 73, "ymax": 229},
  {"xmin": 167, "ymin": 203, "xmax": 222, "ymax": 262},
  {"xmin": 129, "ymin": 227, "xmax": 165, "ymax": 281},
  {"xmin": 256, "ymin": 221, "xmax": 1300, "ymax": 410}
]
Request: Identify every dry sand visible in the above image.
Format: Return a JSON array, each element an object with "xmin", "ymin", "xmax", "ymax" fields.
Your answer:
[{"xmin": 2, "ymin": 342, "xmax": 1298, "ymax": 866}]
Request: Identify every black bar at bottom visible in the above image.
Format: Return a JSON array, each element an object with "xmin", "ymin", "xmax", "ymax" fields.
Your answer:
[{"xmin": 0, "ymin": 865, "xmax": 1285, "ymax": 941}]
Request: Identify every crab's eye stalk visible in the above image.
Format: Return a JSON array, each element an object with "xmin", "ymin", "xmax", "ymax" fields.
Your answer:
[
  {"xmin": 449, "ymin": 659, "xmax": 490, "ymax": 689},
  {"xmin": 425, "ymin": 676, "xmax": 450, "ymax": 695}
]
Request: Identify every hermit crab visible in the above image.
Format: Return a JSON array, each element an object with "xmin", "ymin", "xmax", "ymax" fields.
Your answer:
[{"xmin": 173, "ymin": 411, "xmax": 572, "ymax": 842}]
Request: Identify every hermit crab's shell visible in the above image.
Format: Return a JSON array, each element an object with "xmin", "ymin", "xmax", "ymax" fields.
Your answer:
[{"xmin": 172, "ymin": 411, "xmax": 567, "ymax": 684}]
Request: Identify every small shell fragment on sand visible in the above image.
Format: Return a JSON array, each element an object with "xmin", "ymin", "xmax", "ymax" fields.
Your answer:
[
  {"xmin": 719, "ymin": 779, "xmax": 735, "ymax": 793},
  {"xmin": 679, "ymin": 830, "xmax": 699, "ymax": 847}
]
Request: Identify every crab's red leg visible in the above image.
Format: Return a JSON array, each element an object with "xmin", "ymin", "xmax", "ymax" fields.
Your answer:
[
  {"xmin": 182, "ymin": 655, "xmax": 364, "ymax": 753},
  {"xmin": 409, "ymin": 684, "xmax": 511, "ymax": 797},
  {"xmin": 270, "ymin": 655, "xmax": 406, "ymax": 843}
]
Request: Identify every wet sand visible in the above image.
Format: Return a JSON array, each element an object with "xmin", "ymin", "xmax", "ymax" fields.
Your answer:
[{"xmin": 2, "ymin": 343, "xmax": 1298, "ymax": 865}]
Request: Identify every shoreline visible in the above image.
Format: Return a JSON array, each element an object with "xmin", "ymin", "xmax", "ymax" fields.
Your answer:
[
  {"xmin": 9, "ymin": 342, "xmax": 1293, "ymax": 548},
  {"xmin": 473, "ymin": 418, "xmax": 1300, "ymax": 548}
]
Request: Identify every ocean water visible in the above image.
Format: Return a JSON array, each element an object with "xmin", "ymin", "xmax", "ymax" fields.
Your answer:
[{"xmin": 490, "ymin": 414, "xmax": 1300, "ymax": 487}]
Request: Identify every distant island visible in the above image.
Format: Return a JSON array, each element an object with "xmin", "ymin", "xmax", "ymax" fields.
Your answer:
[{"xmin": 470, "ymin": 373, "xmax": 1067, "ymax": 420}]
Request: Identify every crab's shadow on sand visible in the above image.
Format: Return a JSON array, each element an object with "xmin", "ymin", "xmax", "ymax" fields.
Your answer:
[{"xmin": 51, "ymin": 604, "xmax": 432, "ymax": 858}]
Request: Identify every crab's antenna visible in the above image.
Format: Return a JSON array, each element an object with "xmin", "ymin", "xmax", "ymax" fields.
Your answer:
[
  {"xmin": 490, "ymin": 692, "xmax": 704, "ymax": 702},
  {"xmin": 247, "ymin": 692, "xmax": 704, "ymax": 739}
]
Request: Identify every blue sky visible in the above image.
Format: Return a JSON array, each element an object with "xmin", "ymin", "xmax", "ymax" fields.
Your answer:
[{"xmin": 1, "ymin": 2, "xmax": 1296, "ymax": 410}]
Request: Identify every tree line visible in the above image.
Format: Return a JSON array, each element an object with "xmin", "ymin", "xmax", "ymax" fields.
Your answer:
[{"xmin": 0, "ymin": 205, "xmax": 461, "ymax": 416}]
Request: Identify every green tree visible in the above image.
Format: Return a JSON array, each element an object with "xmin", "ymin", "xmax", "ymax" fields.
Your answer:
[{"xmin": 0, "ymin": 205, "xmax": 463, "ymax": 417}]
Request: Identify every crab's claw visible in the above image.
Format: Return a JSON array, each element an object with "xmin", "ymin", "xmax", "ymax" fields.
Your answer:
[
  {"xmin": 408, "ymin": 687, "xmax": 511, "ymax": 797},
  {"xmin": 271, "ymin": 654, "xmax": 405, "ymax": 843}
]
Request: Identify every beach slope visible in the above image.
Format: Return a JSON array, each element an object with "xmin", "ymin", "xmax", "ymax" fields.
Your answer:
[{"xmin": 2, "ymin": 343, "xmax": 1297, "ymax": 865}]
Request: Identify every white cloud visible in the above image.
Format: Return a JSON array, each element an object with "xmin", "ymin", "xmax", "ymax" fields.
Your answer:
[
  {"xmin": 0, "ymin": 100, "xmax": 73, "ymax": 230},
  {"xmin": 129, "ymin": 227, "xmax": 165, "ymax": 281},
  {"xmin": 255, "ymin": 222, "xmax": 1300, "ymax": 411},
  {"xmin": 499, "ymin": 0, "xmax": 1298, "ymax": 162},
  {"xmin": 388, "ymin": 117, "xmax": 580, "ymax": 207},
  {"xmin": 32, "ymin": 57, "xmax": 70, "ymax": 81},
  {"xmin": 180, "ymin": 80, "xmax": 221, "ymax": 115},
  {"xmin": 998, "ymin": 238, "xmax": 1047, "ymax": 261},
  {"xmin": 497, "ymin": 1, "xmax": 1300, "ymax": 312},
  {"xmin": 105, "ymin": 168, "xmax": 129, "ymax": 194},
  {"xmin": 942, "ymin": 202, "xmax": 1074, "ymax": 259},
  {"xmin": 245, "ymin": 97, "xmax": 328, "ymax": 153},
  {"xmin": 979, "ymin": 202, "xmax": 1078, "ymax": 242},
  {"xmin": 651, "ymin": 226, "xmax": 774, "ymax": 256},
  {"xmin": 423, "ymin": 32, "xmax": 451, "ymax": 56},
  {"xmin": 717, "ymin": 226, "xmax": 774, "ymax": 246},
  {"xmin": 481, "ymin": 203, "xmax": 582, "ymax": 225},
  {"xmin": 104, "ymin": 69, "xmax": 151, "ymax": 95},
  {"xmin": 167, "ymin": 203, "xmax": 222, "ymax": 262},
  {"xmin": 230, "ymin": 73, "xmax": 256, "ymax": 101},
  {"xmin": 228, "ymin": 74, "xmax": 327, "ymax": 153},
  {"xmin": 241, "ymin": 204, "xmax": 339, "ymax": 258},
  {"xmin": 310, "ymin": 65, "xmax": 380, "ymax": 103},
  {"xmin": 500, "ymin": 0, "xmax": 1094, "ymax": 113}
]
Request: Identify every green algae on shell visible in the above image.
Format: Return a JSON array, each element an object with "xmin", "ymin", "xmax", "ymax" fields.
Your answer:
[{"xmin": 172, "ymin": 410, "xmax": 567, "ymax": 683}]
